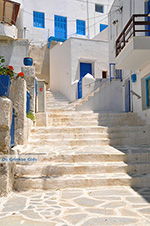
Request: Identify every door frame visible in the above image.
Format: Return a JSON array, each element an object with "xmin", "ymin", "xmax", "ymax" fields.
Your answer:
[
  {"xmin": 125, "ymin": 79, "xmax": 131, "ymax": 112},
  {"xmin": 78, "ymin": 61, "xmax": 94, "ymax": 99}
]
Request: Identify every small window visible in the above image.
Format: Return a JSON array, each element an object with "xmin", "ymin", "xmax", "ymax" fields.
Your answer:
[
  {"xmin": 33, "ymin": 11, "xmax": 45, "ymax": 28},
  {"xmin": 102, "ymin": 71, "xmax": 107, "ymax": 79},
  {"xmin": 95, "ymin": 4, "xmax": 104, "ymax": 13},
  {"xmin": 100, "ymin": 24, "xmax": 108, "ymax": 32},
  {"xmin": 54, "ymin": 15, "xmax": 67, "ymax": 39},
  {"xmin": 76, "ymin": 20, "xmax": 86, "ymax": 35}
]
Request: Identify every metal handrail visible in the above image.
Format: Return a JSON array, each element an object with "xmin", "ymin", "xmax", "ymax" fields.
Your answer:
[
  {"xmin": 130, "ymin": 90, "xmax": 141, "ymax": 99},
  {"xmin": 85, "ymin": 79, "xmax": 102, "ymax": 87}
]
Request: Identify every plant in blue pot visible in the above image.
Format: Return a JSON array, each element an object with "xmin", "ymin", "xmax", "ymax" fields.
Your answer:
[
  {"xmin": 0, "ymin": 56, "xmax": 25, "ymax": 97},
  {"xmin": 0, "ymin": 56, "xmax": 15, "ymax": 97},
  {"xmin": 23, "ymin": 57, "xmax": 33, "ymax": 66}
]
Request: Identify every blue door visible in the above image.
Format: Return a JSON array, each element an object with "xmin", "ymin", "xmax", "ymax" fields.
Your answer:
[
  {"xmin": 10, "ymin": 108, "xmax": 15, "ymax": 147},
  {"xmin": 146, "ymin": 77, "xmax": 150, "ymax": 107},
  {"xmin": 78, "ymin": 62, "xmax": 92, "ymax": 99},
  {"xmin": 26, "ymin": 91, "xmax": 31, "ymax": 113},
  {"xmin": 125, "ymin": 80, "xmax": 131, "ymax": 112},
  {"xmin": 145, "ymin": 0, "xmax": 150, "ymax": 36},
  {"xmin": 54, "ymin": 15, "xmax": 67, "ymax": 39}
]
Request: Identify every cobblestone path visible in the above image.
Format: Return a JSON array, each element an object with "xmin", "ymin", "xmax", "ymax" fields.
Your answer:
[{"xmin": 0, "ymin": 186, "xmax": 150, "ymax": 225}]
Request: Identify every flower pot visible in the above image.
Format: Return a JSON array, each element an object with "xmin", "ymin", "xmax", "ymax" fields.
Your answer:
[
  {"xmin": 0, "ymin": 75, "xmax": 11, "ymax": 97},
  {"xmin": 23, "ymin": 57, "xmax": 33, "ymax": 66}
]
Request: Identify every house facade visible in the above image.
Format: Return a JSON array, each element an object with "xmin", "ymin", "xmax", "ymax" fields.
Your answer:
[
  {"xmin": 50, "ymin": 35, "xmax": 109, "ymax": 101},
  {"xmin": 109, "ymin": 0, "xmax": 150, "ymax": 123},
  {"xmin": 13, "ymin": 0, "xmax": 113, "ymax": 44}
]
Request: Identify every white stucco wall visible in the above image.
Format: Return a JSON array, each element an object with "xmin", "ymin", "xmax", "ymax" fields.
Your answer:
[
  {"xmin": 50, "ymin": 37, "xmax": 108, "ymax": 101},
  {"xmin": 15, "ymin": 0, "xmax": 113, "ymax": 44},
  {"xmin": 76, "ymin": 80, "xmax": 123, "ymax": 112},
  {"xmin": 0, "ymin": 24, "xmax": 18, "ymax": 40},
  {"xmin": 108, "ymin": 0, "xmax": 150, "ymax": 122},
  {"xmin": 108, "ymin": 0, "xmax": 145, "ymax": 63},
  {"xmin": 0, "ymin": 40, "xmax": 29, "ymax": 73},
  {"xmin": 129, "ymin": 65, "xmax": 150, "ymax": 124},
  {"xmin": 50, "ymin": 40, "xmax": 72, "ymax": 100}
]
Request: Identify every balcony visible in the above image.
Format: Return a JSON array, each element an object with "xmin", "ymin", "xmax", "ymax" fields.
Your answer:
[
  {"xmin": 0, "ymin": 0, "xmax": 20, "ymax": 40},
  {"xmin": 116, "ymin": 14, "xmax": 150, "ymax": 70}
]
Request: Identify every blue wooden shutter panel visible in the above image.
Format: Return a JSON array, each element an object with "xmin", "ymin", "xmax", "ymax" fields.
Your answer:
[
  {"xmin": 33, "ymin": 11, "xmax": 45, "ymax": 28},
  {"xmin": 77, "ymin": 20, "xmax": 86, "ymax": 35},
  {"xmin": 55, "ymin": 15, "xmax": 67, "ymax": 39}
]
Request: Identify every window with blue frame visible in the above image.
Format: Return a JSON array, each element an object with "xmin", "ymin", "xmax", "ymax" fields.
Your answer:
[
  {"xmin": 146, "ymin": 77, "xmax": 150, "ymax": 107},
  {"xmin": 54, "ymin": 15, "xmax": 67, "ymax": 39},
  {"xmin": 95, "ymin": 4, "xmax": 104, "ymax": 13},
  {"xmin": 33, "ymin": 11, "xmax": 45, "ymax": 28},
  {"xmin": 100, "ymin": 24, "xmax": 108, "ymax": 32},
  {"xmin": 76, "ymin": 20, "xmax": 86, "ymax": 35}
]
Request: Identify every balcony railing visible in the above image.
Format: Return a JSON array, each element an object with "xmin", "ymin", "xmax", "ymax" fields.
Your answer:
[
  {"xmin": 116, "ymin": 14, "xmax": 150, "ymax": 57},
  {"xmin": 0, "ymin": 0, "xmax": 20, "ymax": 25}
]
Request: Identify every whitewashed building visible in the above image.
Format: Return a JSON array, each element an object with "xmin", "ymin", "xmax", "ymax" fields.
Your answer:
[
  {"xmin": 14, "ymin": 0, "xmax": 113, "ymax": 44},
  {"xmin": 0, "ymin": 0, "xmax": 113, "ymax": 101},
  {"xmin": 50, "ymin": 32, "xmax": 109, "ymax": 101},
  {"xmin": 109, "ymin": 0, "xmax": 150, "ymax": 123}
]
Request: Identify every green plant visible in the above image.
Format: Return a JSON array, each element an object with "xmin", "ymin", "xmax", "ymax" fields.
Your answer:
[
  {"xmin": 26, "ymin": 112, "xmax": 36, "ymax": 121},
  {"xmin": 0, "ymin": 56, "xmax": 24, "ymax": 78}
]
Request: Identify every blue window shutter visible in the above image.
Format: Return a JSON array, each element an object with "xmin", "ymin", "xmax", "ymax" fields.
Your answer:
[
  {"xmin": 100, "ymin": 24, "xmax": 108, "ymax": 32},
  {"xmin": 33, "ymin": 11, "xmax": 45, "ymax": 28},
  {"xmin": 76, "ymin": 20, "xmax": 86, "ymax": 35},
  {"xmin": 54, "ymin": 15, "xmax": 67, "ymax": 39}
]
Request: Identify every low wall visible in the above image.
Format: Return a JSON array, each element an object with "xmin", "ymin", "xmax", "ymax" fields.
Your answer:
[
  {"xmin": 10, "ymin": 77, "xmax": 34, "ymax": 145},
  {"xmin": 0, "ymin": 97, "xmax": 14, "ymax": 196},
  {"xmin": 76, "ymin": 80, "xmax": 123, "ymax": 112}
]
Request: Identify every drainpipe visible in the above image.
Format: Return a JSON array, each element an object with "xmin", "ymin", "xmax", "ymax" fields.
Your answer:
[{"xmin": 87, "ymin": 0, "xmax": 90, "ymax": 39}]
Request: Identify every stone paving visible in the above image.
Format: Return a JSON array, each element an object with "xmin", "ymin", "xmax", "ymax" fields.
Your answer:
[{"xmin": 0, "ymin": 186, "xmax": 150, "ymax": 225}]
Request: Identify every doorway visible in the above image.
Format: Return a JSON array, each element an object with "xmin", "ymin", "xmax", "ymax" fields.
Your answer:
[
  {"xmin": 125, "ymin": 79, "xmax": 131, "ymax": 112},
  {"xmin": 78, "ymin": 62, "xmax": 92, "ymax": 99}
]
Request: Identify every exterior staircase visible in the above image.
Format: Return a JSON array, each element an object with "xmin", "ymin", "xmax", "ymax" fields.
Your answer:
[{"xmin": 14, "ymin": 90, "xmax": 150, "ymax": 191}]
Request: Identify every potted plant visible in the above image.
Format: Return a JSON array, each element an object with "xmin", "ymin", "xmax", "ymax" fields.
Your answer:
[
  {"xmin": 0, "ymin": 56, "xmax": 24, "ymax": 97},
  {"xmin": 23, "ymin": 57, "xmax": 33, "ymax": 66}
]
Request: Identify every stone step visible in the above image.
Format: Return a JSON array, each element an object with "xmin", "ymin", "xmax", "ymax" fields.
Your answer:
[
  {"xmin": 14, "ymin": 173, "xmax": 132, "ymax": 191},
  {"xmin": 28, "ymin": 138, "xmax": 110, "ymax": 146},
  {"xmin": 128, "ymin": 163, "xmax": 150, "ymax": 175},
  {"xmin": 29, "ymin": 132, "xmax": 109, "ymax": 140},
  {"xmin": 15, "ymin": 162, "xmax": 128, "ymax": 177},
  {"xmin": 31, "ymin": 126, "xmax": 107, "ymax": 133},
  {"xmin": 29, "ymin": 130, "xmax": 149, "ymax": 140},
  {"xmin": 15, "ymin": 145, "xmax": 125, "ymax": 162},
  {"xmin": 47, "ymin": 121, "xmax": 100, "ymax": 127},
  {"xmin": 47, "ymin": 114, "xmax": 99, "ymax": 119},
  {"xmin": 31, "ymin": 126, "xmax": 150, "ymax": 134},
  {"xmin": 15, "ymin": 162, "xmax": 150, "ymax": 178},
  {"xmin": 46, "ymin": 108, "xmax": 75, "ymax": 111},
  {"xmin": 28, "ymin": 135, "xmax": 150, "ymax": 146},
  {"xmin": 47, "ymin": 119, "xmax": 144, "ymax": 127}
]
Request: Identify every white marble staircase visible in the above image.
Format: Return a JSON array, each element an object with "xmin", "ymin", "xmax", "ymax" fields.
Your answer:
[{"xmin": 14, "ymin": 90, "xmax": 150, "ymax": 191}]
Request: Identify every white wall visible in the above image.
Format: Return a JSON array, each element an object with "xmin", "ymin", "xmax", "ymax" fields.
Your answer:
[
  {"xmin": 16, "ymin": 0, "xmax": 113, "ymax": 44},
  {"xmin": 108, "ymin": 0, "xmax": 150, "ymax": 123},
  {"xmin": 76, "ymin": 80, "xmax": 123, "ymax": 112},
  {"xmin": 109, "ymin": 0, "xmax": 145, "ymax": 63},
  {"xmin": 0, "ymin": 40, "xmax": 29, "ymax": 73},
  {"xmin": 50, "ymin": 40, "xmax": 72, "ymax": 100},
  {"xmin": 50, "ymin": 37, "xmax": 108, "ymax": 101},
  {"xmin": 130, "ymin": 65, "xmax": 150, "ymax": 124}
]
